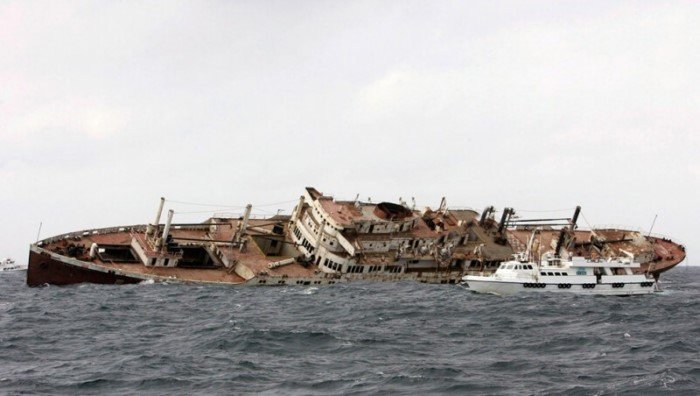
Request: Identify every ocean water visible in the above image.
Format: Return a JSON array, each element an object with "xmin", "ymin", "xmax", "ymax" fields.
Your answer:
[{"xmin": 1, "ymin": 268, "xmax": 698, "ymax": 395}]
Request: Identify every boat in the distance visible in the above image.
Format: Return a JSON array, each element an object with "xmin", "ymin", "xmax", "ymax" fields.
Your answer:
[{"xmin": 1, "ymin": 258, "xmax": 25, "ymax": 272}]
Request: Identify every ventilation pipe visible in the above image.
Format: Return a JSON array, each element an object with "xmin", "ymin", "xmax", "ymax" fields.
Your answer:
[
  {"xmin": 147, "ymin": 197, "xmax": 166, "ymax": 236},
  {"xmin": 497, "ymin": 208, "xmax": 513, "ymax": 234},
  {"xmin": 480, "ymin": 206, "xmax": 495, "ymax": 226},
  {"xmin": 239, "ymin": 204, "xmax": 252, "ymax": 240},
  {"xmin": 267, "ymin": 257, "xmax": 295, "ymax": 269},
  {"xmin": 89, "ymin": 242, "xmax": 99, "ymax": 259},
  {"xmin": 554, "ymin": 228, "xmax": 567, "ymax": 257},
  {"xmin": 571, "ymin": 206, "xmax": 582, "ymax": 229},
  {"xmin": 438, "ymin": 197, "xmax": 447, "ymax": 212},
  {"xmin": 160, "ymin": 209, "xmax": 174, "ymax": 252}
]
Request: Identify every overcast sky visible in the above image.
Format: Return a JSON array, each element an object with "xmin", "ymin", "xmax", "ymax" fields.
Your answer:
[{"xmin": 1, "ymin": 1, "xmax": 698, "ymax": 266}]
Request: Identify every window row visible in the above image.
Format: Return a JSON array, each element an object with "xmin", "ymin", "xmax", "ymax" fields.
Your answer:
[
  {"xmin": 324, "ymin": 258, "xmax": 342, "ymax": 272},
  {"xmin": 346, "ymin": 265, "xmax": 363, "ymax": 273},
  {"xmin": 540, "ymin": 271, "xmax": 568, "ymax": 276},
  {"xmin": 300, "ymin": 237, "xmax": 314, "ymax": 253}
]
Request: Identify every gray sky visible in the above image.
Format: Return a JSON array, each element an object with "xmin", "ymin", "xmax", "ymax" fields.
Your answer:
[{"xmin": 1, "ymin": 1, "xmax": 698, "ymax": 266}]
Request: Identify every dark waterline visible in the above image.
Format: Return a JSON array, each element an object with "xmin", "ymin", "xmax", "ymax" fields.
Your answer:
[{"xmin": 1, "ymin": 268, "xmax": 698, "ymax": 395}]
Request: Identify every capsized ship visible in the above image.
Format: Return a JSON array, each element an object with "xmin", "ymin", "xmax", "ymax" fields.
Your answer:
[{"xmin": 27, "ymin": 187, "xmax": 686, "ymax": 287}]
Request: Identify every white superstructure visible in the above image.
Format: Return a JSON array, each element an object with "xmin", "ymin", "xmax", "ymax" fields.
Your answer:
[
  {"xmin": 462, "ymin": 253, "xmax": 658, "ymax": 296},
  {"xmin": 286, "ymin": 187, "xmax": 487, "ymax": 281}
]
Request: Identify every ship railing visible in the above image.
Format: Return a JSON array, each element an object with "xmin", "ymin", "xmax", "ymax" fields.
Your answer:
[
  {"xmin": 212, "ymin": 212, "xmax": 273, "ymax": 219},
  {"xmin": 447, "ymin": 206, "xmax": 480, "ymax": 212},
  {"xmin": 34, "ymin": 220, "xmax": 234, "ymax": 247},
  {"xmin": 646, "ymin": 232, "xmax": 686, "ymax": 247},
  {"xmin": 590, "ymin": 223, "xmax": 645, "ymax": 232}
]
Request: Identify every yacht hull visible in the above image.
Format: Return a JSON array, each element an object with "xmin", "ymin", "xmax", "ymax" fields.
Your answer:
[{"xmin": 462, "ymin": 278, "xmax": 658, "ymax": 296}]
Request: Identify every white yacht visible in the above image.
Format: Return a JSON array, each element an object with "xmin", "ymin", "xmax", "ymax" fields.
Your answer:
[
  {"xmin": 462, "ymin": 252, "xmax": 658, "ymax": 296},
  {"xmin": 1, "ymin": 258, "xmax": 25, "ymax": 272}
]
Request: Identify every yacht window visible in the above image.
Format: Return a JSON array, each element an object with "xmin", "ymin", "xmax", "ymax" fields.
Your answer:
[
  {"xmin": 541, "ymin": 272, "xmax": 546, "ymax": 275},
  {"xmin": 547, "ymin": 272, "xmax": 554, "ymax": 276},
  {"xmin": 561, "ymin": 273, "xmax": 567, "ymax": 276},
  {"xmin": 506, "ymin": 264, "xmax": 513, "ymax": 269},
  {"xmin": 499, "ymin": 264, "xmax": 505, "ymax": 269},
  {"xmin": 555, "ymin": 273, "xmax": 560, "ymax": 276}
]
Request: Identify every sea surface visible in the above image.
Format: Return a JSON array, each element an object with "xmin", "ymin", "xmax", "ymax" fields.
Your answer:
[{"xmin": 1, "ymin": 268, "xmax": 698, "ymax": 395}]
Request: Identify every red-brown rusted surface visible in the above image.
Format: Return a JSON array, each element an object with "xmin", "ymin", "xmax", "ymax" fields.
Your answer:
[
  {"xmin": 27, "ymin": 250, "xmax": 142, "ymax": 287},
  {"xmin": 506, "ymin": 229, "xmax": 686, "ymax": 275}
]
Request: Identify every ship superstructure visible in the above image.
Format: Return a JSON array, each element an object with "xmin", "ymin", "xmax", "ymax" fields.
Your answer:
[{"xmin": 287, "ymin": 188, "xmax": 511, "ymax": 282}]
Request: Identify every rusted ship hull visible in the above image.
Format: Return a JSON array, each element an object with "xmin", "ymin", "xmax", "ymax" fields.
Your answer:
[
  {"xmin": 27, "ymin": 248, "xmax": 142, "ymax": 287},
  {"xmin": 25, "ymin": 224, "xmax": 466, "ymax": 287}
]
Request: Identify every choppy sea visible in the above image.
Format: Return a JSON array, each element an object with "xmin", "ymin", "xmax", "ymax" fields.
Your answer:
[{"xmin": 1, "ymin": 268, "xmax": 698, "ymax": 395}]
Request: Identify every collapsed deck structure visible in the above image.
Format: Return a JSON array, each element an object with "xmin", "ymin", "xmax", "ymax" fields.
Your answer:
[{"xmin": 27, "ymin": 187, "xmax": 686, "ymax": 287}]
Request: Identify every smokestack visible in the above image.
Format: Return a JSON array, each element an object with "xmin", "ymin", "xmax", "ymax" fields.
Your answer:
[{"xmin": 161, "ymin": 209, "xmax": 174, "ymax": 252}]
